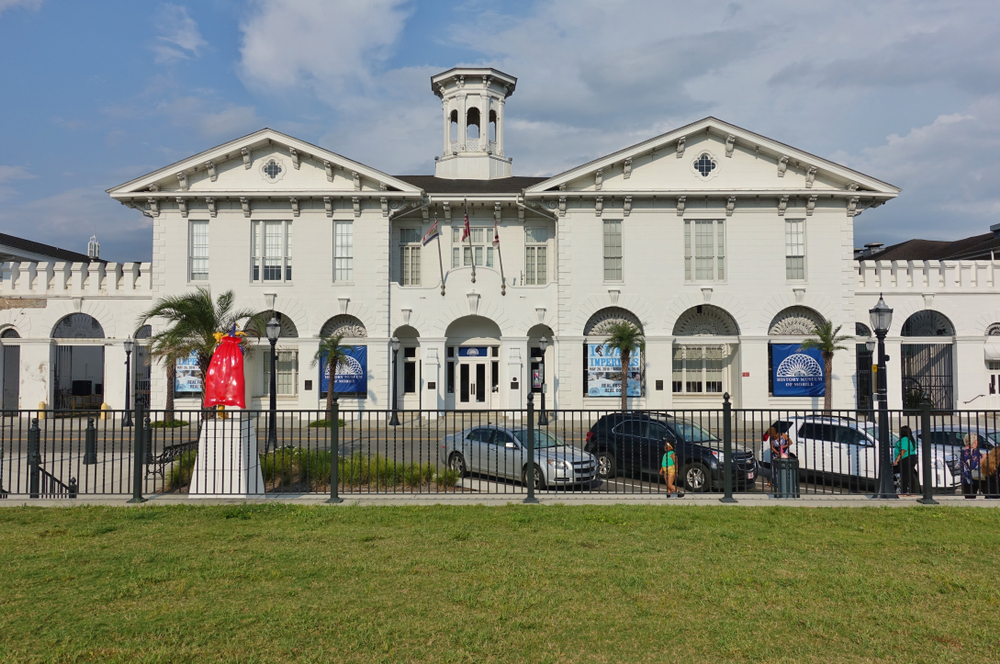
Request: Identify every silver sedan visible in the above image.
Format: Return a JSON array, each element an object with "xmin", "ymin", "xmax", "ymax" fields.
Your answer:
[{"xmin": 440, "ymin": 426, "xmax": 598, "ymax": 489}]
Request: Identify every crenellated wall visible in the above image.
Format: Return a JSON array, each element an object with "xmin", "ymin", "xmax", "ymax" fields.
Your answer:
[
  {"xmin": 857, "ymin": 260, "xmax": 1000, "ymax": 292},
  {"xmin": 0, "ymin": 261, "xmax": 153, "ymax": 297}
]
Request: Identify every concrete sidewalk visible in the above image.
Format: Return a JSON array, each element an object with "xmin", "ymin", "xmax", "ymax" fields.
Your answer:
[{"xmin": 2, "ymin": 493, "xmax": 998, "ymax": 508}]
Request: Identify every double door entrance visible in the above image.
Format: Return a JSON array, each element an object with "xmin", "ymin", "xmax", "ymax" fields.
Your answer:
[{"xmin": 455, "ymin": 347, "xmax": 498, "ymax": 410}]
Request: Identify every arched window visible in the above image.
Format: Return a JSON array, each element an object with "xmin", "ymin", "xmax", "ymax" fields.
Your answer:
[
  {"xmin": 466, "ymin": 107, "xmax": 480, "ymax": 139},
  {"xmin": 52, "ymin": 314, "xmax": 105, "ymax": 339},
  {"xmin": 450, "ymin": 110, "xmax": 458, "ymax": 142},
  {"xmin": 489, "ymin": 109, "xmax": 497, "ymax": 142},
  {"xmin": 672, "ymin": 305, "xmax": 738, "ymax": 396}
]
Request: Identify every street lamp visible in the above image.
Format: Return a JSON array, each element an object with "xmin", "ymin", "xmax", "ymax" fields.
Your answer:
[
  {"xmin": 869, "ymin": 293, "xmax": 897, "ymax": 499},
  {"xmin": 537, "ymin": 337, "xmax": 549, "ymax": 426},
  {"xmin": 265, "ymin": 316, "xmax": 281, "ymax": 453},
  {"xmin": 123, "ymin": 336, "xmax": 134, "ymax": 427},
  {"xmin": 388, "ymin": 336, "xmax": 401, "ymax": 426}
]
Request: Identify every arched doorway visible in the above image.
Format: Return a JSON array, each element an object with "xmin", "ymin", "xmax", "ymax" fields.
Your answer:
[
  {"xmin": 51, "ymin": 313, "xmax": 106, "ymax": 410},
  {"xmin": 900, "ymin": 310, "xmax": 954, "ymax": 409},
  {"xmin": 445, "ymin": 316, "xmax": 502, "ymax": 409},
  {"xmin": 855, "ymin": 322, "xmax": 874, "ymax": 414},
  {"xmin": 134, "ymin": 325, "xmax": 152, "ymax": 409},
  {"xmin": 767, "ymin": 306, "xmax": 825, "ymax": 399},
  {"xmin": 318, "ymin": 315, "xmax": 368, "ymax": 402},
  {"xmin": 1, "ymin": 328, "xmax": 20, "ymax": 411},
  {"xmin": 527, "ymin": 323, "xmax": 555, "ymax": 401},
  {"xmin": 393, "ymin": 325, "xmax": 420, "ymax": 409},
  {"xmin": 671, "ymin": 305, "xmax": 739, "ymax": 404},
  {"xmin": 250, "ymin": 311, "xmax": 300, "ymax": 400},
  {"xmin": 583, "ymin": 307, "xmax": 643, "ymax": 400}
]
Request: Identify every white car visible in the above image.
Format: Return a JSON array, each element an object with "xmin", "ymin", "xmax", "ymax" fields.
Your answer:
[{"xmin": 762, "ymin": 417, "xmax": 959, "ymax": 491}]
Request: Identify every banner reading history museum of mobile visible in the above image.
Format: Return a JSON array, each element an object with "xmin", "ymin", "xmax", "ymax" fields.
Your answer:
[
  {"xmin": 586, "ymin": 344, "xmax": 642, "ymax": 397},
  {"xmin": 771, "ymin": 344, "xmax": 825, "ymax": 397},
  {"xmin": 319, "ymin": 345, "xmax": 368, "ymax": 397}
]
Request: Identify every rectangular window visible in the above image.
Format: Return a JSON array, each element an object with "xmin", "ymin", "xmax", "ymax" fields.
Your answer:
[
  {"xmin": 785, "ymin": 219, "xmax": 805, "ymax": 280},
  {"xmin": 672, "ymin": 345, "xmax": 727, "ymax": 394},
  {"xmin": 399, "ymin": 228, "xmax": 421, "ymax": 286},
  {"xmin": 451, "ymin": 226, "xmax": 493, "ymax": 268},
  {"xmin": 262, "ymin": 350, "xmax": 298, "ymax": 397},
  {"xmin": 189, "ymin": 220, "xmax": 209, "ymax": 281},
  {"xmin": 251, "ymin": 221, "xmax": 292, "ymax": 282},
  {"xmin": 684, "ymin": 220, "xmax": 725, "ymax": 281},
  {"xmin": 403, "ymin": 361, "xmax": 416, "ymax": 393},
  {"xmin": 603, "ymin": 220, "xmax": 622, "ymax": 281},
  {"xmin": 334, "ymin": 221, "xmax": 353, "ymax": 282},
  {"xmin": 524, "ymin": 227, "xmax": 547, "ymax": 286}
]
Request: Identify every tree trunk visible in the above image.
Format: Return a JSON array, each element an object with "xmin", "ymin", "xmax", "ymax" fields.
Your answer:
[
  {"xmin": 326, "ymin": 369, "xmax": 335, "ymax": 422},
  {"xmin": 823, "ymin": 352, "xmax": 834, "ymax": 413},
  {"xmin": 165, "ymin": 359, "xmax": 176, "ymax": 423},
  {"xmin": 620, "ymin": 348, "xmax": 630, "ymax": 412}
]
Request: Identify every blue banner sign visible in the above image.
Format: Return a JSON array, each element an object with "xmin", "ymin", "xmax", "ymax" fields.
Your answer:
[
  {"xmin": 458, "ymin": 347, "xmax": 489, "ymax": 358},
  {"xmin": 175, "ymin": 350, "xmax": 202, "ymax": 394},
  {"xmin": 772, "ymin": 344, "xmax": 825, "ymax": 397},
  {"xmin": 586, "ymin": 344, "xmax": 642, "ymax": 397},
  {"xmin": 320, "ymin": 345, "xmax": 368, "ymax": 396}
]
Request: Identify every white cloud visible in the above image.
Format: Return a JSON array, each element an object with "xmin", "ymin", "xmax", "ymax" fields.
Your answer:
[
  {"xmin": 197, "ymin": 106, "xmax": 261, "ymax": 138},
  {"xmin": 0, "ymin": 0, "xmax": 42, "ymax": 17},
  {"xmin": 151, "ymin": 4, "xmax": 207, "ymax": 64},
  {"xmin": 0, "ymin": 165, "xmax": 34, "ymax": 182}
]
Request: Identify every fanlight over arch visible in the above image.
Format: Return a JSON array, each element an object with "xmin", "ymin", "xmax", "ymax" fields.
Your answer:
[
  {"xmin": 1, "ymin": 327, "xmax": 20, "ymax": 339},
  {"xmin": 900, "ymin": 310, "xmax": 955, "ymax": 337},
  {"xmin": 768, "ymin": 306, "xmax": 825, "ymax": 336},
  {"xmin": 249, "ymin": 312, "xmax": 299, "ymax": 338},
  {"xmin": 321, "ymin": 315, "xmax": 367, "ymax": 338},
  {"xmin": 672, "ymin": 305, "xmax": 739, "ymax": 337},
  {"xmin": 52, "ymin": 313, "xmax": 105, "ymax": 339},
  {"xmin": 583, "ymin": 307, "xmax": 642, "ymax": 336},
  {"xmin": 856, "ymin": 322, "xmax": 872, "ymax": 338},
  {"xmin": 986, "ymin": 322, "xmax": 1000, "ymax": 337}
]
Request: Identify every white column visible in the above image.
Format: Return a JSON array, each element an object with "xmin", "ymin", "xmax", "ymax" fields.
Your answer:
[
  {"xmin": 502, "ymin": 336, "xmax": 528, "ymax": 413},
  {"xmin": 422, "ymin": 337, "xmax": 446, "ymax": 414},
  {"xmin": 885, "ymin": 337, "xmax": 903, "ymax": 410},
  {"xmin": 496, "ymin": 99, "xmax": 505, "ymax": 156},
  {"xmin": 442, "ymin": 102, "xmax": 451, "ymax": 155},
  {"xmin": 482, "ymin": 95, "xmax": 491, "ymax": 152}
]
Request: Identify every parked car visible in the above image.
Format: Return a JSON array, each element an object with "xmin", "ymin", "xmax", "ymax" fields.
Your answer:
[
  {"xmin": 763, "ymin": 417, "xmax": 959, "ymax": 491},
  {"xmin": 440, "ymin": 426, "xmax": 598, "ymax": 489},
  {"xmin": 583, "ymin": 413, "xmax": 758, "ymax": 492}
]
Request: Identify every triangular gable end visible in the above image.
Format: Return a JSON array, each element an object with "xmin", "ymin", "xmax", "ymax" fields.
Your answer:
[{"xmin": 106, "ymin": 128, "xmax": 424, "ymax": 197}]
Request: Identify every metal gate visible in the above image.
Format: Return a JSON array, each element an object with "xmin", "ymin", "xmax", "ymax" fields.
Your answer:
[
  {"xmin": 900, "ymin": 343, "xmax": 953, "ymax": 409},
  {"xmin": 855, "ymin": 344, "xmax": 873, "ymax": 416}
]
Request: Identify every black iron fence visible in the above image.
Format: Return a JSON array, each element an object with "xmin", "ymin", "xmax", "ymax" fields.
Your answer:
[{"xmin": 2, "ymin": 396, "xmax": 999, "ymax": 501}]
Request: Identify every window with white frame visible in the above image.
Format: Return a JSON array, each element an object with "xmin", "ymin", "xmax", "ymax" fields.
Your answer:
[
  {"xmin": 451, "ymin": 227, "xmax": 494, "ymax": 269},
  {"xmin": 333, "ymin": 221, "xmax": 353, "ymax": 282},
  {"xmin": 189, "ymin": 220, "xmax": 209, "ymax": 281},
  {"xmin": 399, "ymin": 228, "xmax": 421, "ymax": 286},
  {"xmin": 251, "ymin": 221, "xmax": 292, "ymax": 282},
  {"xmin": 524, "ymin": 227, "xmax": 547, "ymax": 285},
  {"xmin": 684, "ymin": 219, "xmax": 725, "ymax": 281},
  {"xmin": 785, "ymin": 219, "xmax": 805, "ymax": 280},
  {"xmin": 672, "ymin": 346, "xmax": 726, "ymax": 394},
  {"xmin": 603, "ymin": 220, "xmax": 622, "ymax": 281},
  {"xmin": 262, "ymin": 349, "xmax": 299, "ymax": 397}
]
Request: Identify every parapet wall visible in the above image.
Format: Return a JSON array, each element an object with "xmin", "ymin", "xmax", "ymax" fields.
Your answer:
[
  {"xmin": 857, "ymin": 260, "xmax": 1000, "ymax": 292},
  {"xmin": 0, "ymin": 261, "xmax": 152, "ymax": 297}
]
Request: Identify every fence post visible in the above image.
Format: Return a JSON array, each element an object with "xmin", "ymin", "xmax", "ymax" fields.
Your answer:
[
  {"xmin": 83, "ymin": 417, "xmax": 97, "ymax": 465},
  {"xmin": 720, "ymin": 393, "xmax": 737, "ymax": 504},
  {"xmin": 128, "ymin": 404, "xmax": 146, "ymax": 503},
  {"xmin": 524, "ymin": 393, "xmax": 539, "ymax": 504},
  {"xmin": 327, "ymin": 397, "xmax": 343, "ymax": 504},
  {"xmin": 918, "ymin": 398, "xmax": 938, "ymax": 505},
  {"xmin": 28, "ymin": 418, "xmax": 41, "ymax": 499},
  {"xmin": 143, "ymin": 417, "xmax": 154, "ymax": 465}
]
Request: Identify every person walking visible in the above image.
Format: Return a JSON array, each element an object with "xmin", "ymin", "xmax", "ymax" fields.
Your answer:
[
  {"xmin": 765, "ymin": 427, "xmax": 790, "ymax": 489},
  {"xmin": 660, "ymin": 441, "xmax": 684, "ymax": 498},
  {"xmin": 894, "ymin": 425, "xmax": 919, "ymax": 495},
  {"xmin": 960, "ymin": 432, "xmax": 983, "ymax": 499}
]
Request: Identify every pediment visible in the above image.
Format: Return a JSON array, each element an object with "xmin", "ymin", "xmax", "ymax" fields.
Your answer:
[
  {"xmin": 107, "ymin": 128, "xmax": 423, "ymax": 198},
  {"xmin": 524, "ymin": 117, "xmax": 900, "ymax": 197}
]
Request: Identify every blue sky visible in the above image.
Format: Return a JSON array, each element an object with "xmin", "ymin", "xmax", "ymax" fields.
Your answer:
[{"xmin": 1, "ymin": 0, "xmax": 998, "ymax": 262}]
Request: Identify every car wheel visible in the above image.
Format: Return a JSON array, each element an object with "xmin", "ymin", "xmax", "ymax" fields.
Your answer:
[
  {"xmin": 448, "ymin": 453, "xmax": 468, "ymax": 478},
  {"xmin": 522, "ymin": 464, "xmax": 545, "ymax": 490},
  {"xmin": 595, "ymin": 451, "xmax": 617, "ymax": 479},
  {"xmin": 683, "ymin": 462, "xmax": 711, "ymax": 493}
]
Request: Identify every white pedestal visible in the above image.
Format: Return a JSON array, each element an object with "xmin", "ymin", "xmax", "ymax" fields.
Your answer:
[{"xmin": 189, "ymin": 414, "xmax": 265, "ymax": 497}]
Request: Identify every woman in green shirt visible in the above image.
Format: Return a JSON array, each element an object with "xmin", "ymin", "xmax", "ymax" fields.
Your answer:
[
  {"xmin": 894, "ymin": 425, "xmax": 919, "ymax": 495},
  {"xmin": 660, "ymin": 442, "xmax": 684, "ymax": 498}
]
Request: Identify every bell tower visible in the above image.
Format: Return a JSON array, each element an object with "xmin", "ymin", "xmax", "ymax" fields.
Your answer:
[{"xmin": 431, "ymin": 67, "xmax": 516, "ymax": 180}]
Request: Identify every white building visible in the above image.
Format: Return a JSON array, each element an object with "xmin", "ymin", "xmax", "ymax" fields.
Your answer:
[{"xmin": 5, "ymin": 66, "xmax": 985, "ymax": 416}]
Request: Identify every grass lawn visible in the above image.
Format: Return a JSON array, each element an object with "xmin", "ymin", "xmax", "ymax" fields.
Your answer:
[{"xmin": 1, "ymin": 505, "xmax": 998, "ymax": 663}]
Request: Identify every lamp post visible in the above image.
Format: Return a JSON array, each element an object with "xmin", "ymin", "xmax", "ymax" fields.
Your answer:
[
  {"xmin": 123, "ymin": 336, "xmax": 134, "ymax": 427},
  {"xmin": 869, "ymin": 294, "xmax": 897, "ymax": 499},
  {"xmin": 389, "ymin": 336, "xmax": 401, "ymax": 426},
  {"xmin": 537, "ymin": 337, "xmax": 549, "ymax": 426},
  {"xmin": 266, "ymin": 316, "xmax": 280, "ymax": 453},
  {"xmin": 865, "ymin": 338, "xmax": 876, "ymax": 421}
]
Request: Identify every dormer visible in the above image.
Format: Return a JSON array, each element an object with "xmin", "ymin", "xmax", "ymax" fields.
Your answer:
[{"xmin": 431, "ymin": 67, "xmax": 517, "ymax": 180}]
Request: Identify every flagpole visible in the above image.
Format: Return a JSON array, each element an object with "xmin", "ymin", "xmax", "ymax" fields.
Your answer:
[
  {"xmin": 435, "ymin": 213, "xmax": 446, "ymax": 296},
  {"xmin": 465, "ymin": 198, "xmax": 476, "ymax": 284},
  {"xmin": 494, "ymin": 218, "xmax": 506, "ymax": 296}
]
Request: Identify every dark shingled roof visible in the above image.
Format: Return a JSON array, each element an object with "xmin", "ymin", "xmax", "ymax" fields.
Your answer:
[
  {"xmin": 862, "ymin": 232, "xmax": 1000, "ymax": 262},
  {"xmin": 0, "ymin": 232, "xmax": 98, "ymax": 263},
  {"xmin": 392, "ymin": 175, "xmax": 549, "ymax": 195}
]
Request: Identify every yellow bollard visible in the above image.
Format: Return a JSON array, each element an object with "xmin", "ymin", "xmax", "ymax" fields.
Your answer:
[
  {"xmin": 100, "ymin": 402, "xmax": 110, "ymax": 421},
  {"xmin": 218, "ymin": 404, "xmax": 227, "ymax": 419},
  {"xmin": 37, "ymin": 401, "xmax": 46, "ymax": 419}
]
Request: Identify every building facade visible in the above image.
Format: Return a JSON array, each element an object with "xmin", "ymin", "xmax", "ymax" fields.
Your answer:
[{"xmin": 10, "ymin": 66, "xmax": 986, "ymax": 416}]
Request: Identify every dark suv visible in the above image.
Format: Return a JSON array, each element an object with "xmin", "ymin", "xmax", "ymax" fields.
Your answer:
[{"xmin": 584, "ymin": 413, "xmax": 759, "ymax": 492}]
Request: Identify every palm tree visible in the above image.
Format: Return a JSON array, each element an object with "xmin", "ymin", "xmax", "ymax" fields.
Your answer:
[
  {"xmin": 138, "ymin": 288, "xmax": 263, "ymax": 411},
  {"xmin": 312, "ymin": 333, "xmax": 349, "ymax": 421},
  {"xmin": 799, "ymin": 320, "xmax": 852, "ymax": 413},
  {"xmin": 604, "ymin": 321, "xmax": 645, "ymax": 412}
]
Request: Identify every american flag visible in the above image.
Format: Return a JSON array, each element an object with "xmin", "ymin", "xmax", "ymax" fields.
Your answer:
[
  {"xmin": 492, "ymin": 218, "xmax": 501, "ymax": 249},
  {"xmin": 462, "ymin": 205, "xmax": 471, "ymax": 241}
]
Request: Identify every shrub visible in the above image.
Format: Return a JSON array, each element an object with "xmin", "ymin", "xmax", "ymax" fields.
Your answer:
[
  {"xmin": 166, "ymin": 450, "xmax": 197, "ymax": 491},
  {"xmin": 308, "ymin": 419, "xmax": 345, "ymax": 428},
  {"xmin": 150, "ymin": 419, "xmax": 191, "ymax": 429},
  {"xmin": 435, "ymin": 468, "xmax": 459, "ymax": 488}
]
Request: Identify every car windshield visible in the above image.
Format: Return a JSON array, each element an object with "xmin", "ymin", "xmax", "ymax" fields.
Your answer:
[
  {"xmin": 513, "ymin": 429, "xmax": 565, "ymax": 449},
  {"xmin": 672, "ymin": 421, "xmax": 720, "ymax": 443},
  {"xmin": 860, "ymin": 423, "xmax": 899, "ymax": 445}
]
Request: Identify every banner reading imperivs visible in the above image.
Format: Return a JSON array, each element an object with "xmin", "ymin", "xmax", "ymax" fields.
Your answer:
[
  {"xmin": 586, "ymin": 344, "xmax": 642, "ymax": 397},
  {"xmin": 772, "ymin": 344, "xmax": 824, "ymax": 397}
]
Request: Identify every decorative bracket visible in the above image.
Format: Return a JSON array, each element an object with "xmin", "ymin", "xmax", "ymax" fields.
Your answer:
[
  {"xmin": 623, "ymin": 158, "xmax": 632, "ymax": 179},
  {"xmin": 352, "ymin": 196, "xmax": 361, "ymax": 218},
  {"xmin": 352, "ymin": 171, "xmax": 361, "ymax": 191},
  {"xmin": 595, "ymin": 196, "xmax": 603, "ymax": 217},
  {"xmin": 467, "ymin": 292, "xmax": 480, "ymax": 316},
  {"xmin": 777, "ymin": 195, "xmax": 789, "ymax": 216},
  {"xmin": 380, "ymin": 197, "xmax": 389, "ymax": 217},
  {"xmin": 323, "ymin": 160, "xmax": 334, "ymax": 182},
  {"xmin": 176, "ymin": 197, "xmax": 188, "ymax": 218},
  {"xmin": 595, "ymin": 169, "xmax": 603, "ymax": 190},
  {"xmin": 777, "ymin": 156, "xmax": 789, "ymax": 177},
  {"xmin": 518, "ymin": 204, "xmax": 525, "ymax": 222},
  {"xmin": 676, "ymin": 195, "xmax": 686, "ymax": 217},
  {"xmin": 535, "ymin": 307, "xmax": 547, "ymax": 324},
  {"xmin": 676, "ymin": 135, "xmax": 686, "ymax": 158},
  {"xmin": 443, "ymin": 201, "xmax": 451, "ymax": 222},
  {"xmin": 289, "ymin": 197, "xmax": 299, "ymax": 217},
  {"xmin": 847, "ymin": 196, "xmax": 860, "ymax": 217},
  {"xmin": 725, "ymin": 134, "xmax": 736, "ymax": 157},
  {"xmin": 289, "ymin": 147, "xmax": 300, "ymax": 169},
  {"xmin": 338, "ymin": 297, "xmax": 350, "ymax": 315},
  {"xmin": 806, "ymin": 195, "xmax": 817, "ymax": 216},
  {"xmin": 623, "ymin": 196, "xmax": 632, "ymax": 216},
  {"xmin": 176, "ymin": 172, "xmax": 188, "ymax": 190},
  {"xmin": 726, "ymin": 196, "xmax": 736, "ymax": 216},
  {"xmin": 148, "ymin": 184, "xmax": 159, "ymax": 192},
  {"xmin": 241, "ymin": 147, "xmax": 252, "ymax": 169},
  {"xmin": 422, "ymin": 207, "xmax": 429, "ymax": 221},
  {"xmin": 848, "ymin": 182, "xmax": 860, "ymax": 192},
  {"xmin": 558, "ymin": 196, "xmax": 566, "ymax": 217},
  {"xmin": 494, "ymin": 201, "xmax": 502, "ymax": 223},
  {"xmin": 607, "ymin": 289, "xmax": 620, "ymax": 305},
  {"xmin": 805, "ymin": 166, "xmax": 817, "ymax": 188},
  {"xmin": 324, "ymin": 196, "xmax": 332, "ymax": 217},
  {"xmin": 401, "ymin": 308, "xmax": 412, "ymax": 326},
  {"xmin": 240, "ymin": 197, "xmax": 251, "ymax": 218},
  {"xmin": 147, "ymin": 197, "xmax": 159, "ymax": 217},
  {"xmin": 205, "ymin": 161, "xmax": 217, "ymax": 182},
  {"xmin": 206, "ymin": 197, "xmax": 217, "ymax": 218}
]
